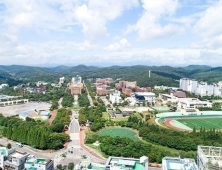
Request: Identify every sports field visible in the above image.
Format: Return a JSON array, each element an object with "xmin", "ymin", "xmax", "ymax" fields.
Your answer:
[
  {"xmin": 177, "ymin": 118, "xmax": 222, "ymax": 130},
  {"xmin": 97, "ymin": 128, "xmax": 139, "ymax": 141}
]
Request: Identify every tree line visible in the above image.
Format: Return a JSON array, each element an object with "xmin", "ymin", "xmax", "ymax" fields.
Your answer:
[{"xmin": 0, "ymin": 110, "xmax": 70, "ymax": 150}]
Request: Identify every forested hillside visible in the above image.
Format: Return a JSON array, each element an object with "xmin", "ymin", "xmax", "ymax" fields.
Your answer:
[{"xmin": 0, "ymin": 64, "xmax": 221, "ymax": 87}]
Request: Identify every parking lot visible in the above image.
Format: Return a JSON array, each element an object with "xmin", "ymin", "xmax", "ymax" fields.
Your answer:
[{"xmin": 0, "ymin": 102, "xmax": 51, "ymax": 117}]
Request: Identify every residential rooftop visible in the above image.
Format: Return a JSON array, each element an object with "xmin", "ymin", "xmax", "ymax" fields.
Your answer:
[{"xmin": 162, "ymin": 157, "xmax": 198, "ymax": 170}]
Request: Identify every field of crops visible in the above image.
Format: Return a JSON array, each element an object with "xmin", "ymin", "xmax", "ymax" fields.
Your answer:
[
  {"xmin": 97, "ymin": 128, "xmax": 139, "ymax": 141},
  {"xmin": 177, "ymin": 118, "xmax": 222, "ymax": 130}
]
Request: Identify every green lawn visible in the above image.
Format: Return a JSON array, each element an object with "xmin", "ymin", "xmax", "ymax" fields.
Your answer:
[
  {"xmin": 97, "ymin": 127, "xmax": 139, "ymax": 141},
  {"xmin": 177, "ymin": 118, "xmax": 222, "ymax": 130},
  {"xmin": 112, "ymin": 117, "xmax": 129, "ymax": 121},
  {"xmin": 102, "ymin": 112, "xmax": 110, "ymax": 120}
]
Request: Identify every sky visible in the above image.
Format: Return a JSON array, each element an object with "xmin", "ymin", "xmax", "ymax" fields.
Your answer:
[{"xmin": 0, "ymin": 0, "xmax": 222, "ymax": 67}]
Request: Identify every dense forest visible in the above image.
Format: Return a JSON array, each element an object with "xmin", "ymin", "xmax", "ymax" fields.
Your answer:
[{"xmin": 0, "ymin": 108, "xmax": 71, "ymax": 150}]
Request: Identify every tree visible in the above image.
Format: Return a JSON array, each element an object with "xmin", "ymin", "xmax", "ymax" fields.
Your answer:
[
  {"xmin": 57, "ymin": 164, "xmax": 63, "ymax": 170},
  {"xmin": 6, "ymin": 143, "xmax": 11, "ymax": 149},
  {"xmin": 68, "ymin": 163, "xmax": 74, "ymax": 170}
]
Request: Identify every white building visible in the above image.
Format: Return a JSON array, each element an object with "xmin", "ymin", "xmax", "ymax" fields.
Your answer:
[
  {"xmin": 72, "ymin": 76, "xmax": 82, "ymax": 84},
  {"xmin": 109, "ymin": 91, "xmax": 122, "ymax": 104},
  {"xmin": 178, "ymin": 98, "xmax": 212, "ymax": 109},
  {"xmin": 59, "ymin": 77, "xmax": 65, "ymax": 84},
  {"xmin": 198, "ymin": 146, "xmax": 222, "ymax": 170},
  {"xmin": 162, "ymin": 156, "xmax": 198, "ymax": 170},
  {"xmin": 24, "ymin": 157, "xmax": 54, "ymax": 170},
  {"xmin": 4, "ymin": 148, "xmax": 29, "ymax": 170},
  {"xmin": 179, "ymin": 78, "xmax": 222, "ymax": 97},
  {"xmin": 0, "ymin": 84, "xmax": 8, "ymax": 89},
  {"xmin": 105, "ymin": 156, "xmax": 148, "ymax": 170},
  {"xmin": 36, "ymin": 81, "xmax": 48, "ymax": 87},
  {"xmin": 133, "ymin": 92, "xmax": 156, "ymax": 103}
]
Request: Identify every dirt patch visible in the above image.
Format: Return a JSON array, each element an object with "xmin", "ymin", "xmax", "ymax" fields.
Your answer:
[{"xmin": 48, "ymin": 110, "xmax": 57, "ymax": 125}]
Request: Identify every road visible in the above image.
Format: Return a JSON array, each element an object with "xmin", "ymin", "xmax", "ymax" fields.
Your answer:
[{"xmin": 83, "ymin": 81, "xmax": 94, "ymax": 107}]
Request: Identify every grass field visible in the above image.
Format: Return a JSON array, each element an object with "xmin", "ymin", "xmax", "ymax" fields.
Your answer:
[
  {"xmin": 177, "ymin": 118, "xmax": 222, "ymax": 130},
  {"xmin": 97, "ymin": 128, "xmax": 139, "ymax": 141},
  {"xmin": 102, "ymin": 112, "xmax": 110, "ymax": 120}
]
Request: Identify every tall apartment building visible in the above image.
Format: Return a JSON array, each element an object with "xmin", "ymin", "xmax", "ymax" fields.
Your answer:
[
  {"xmin": 179, "ymin": 78, "xmax": 222, "ymax": 97},
  {"xmin": 197, "ymin": 146, "xmax": 222, "ymax": 170}
]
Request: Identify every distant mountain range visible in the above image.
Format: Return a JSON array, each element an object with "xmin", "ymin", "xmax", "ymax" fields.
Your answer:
[{"xmin": 0, "ymin": 64, "xmax": 221, "ymax": 87}]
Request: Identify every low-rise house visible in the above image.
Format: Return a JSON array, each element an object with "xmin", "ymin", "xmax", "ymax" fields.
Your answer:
[{"xmin": 24, "ymin": 157, "xmax": 54, "ymax": 170}]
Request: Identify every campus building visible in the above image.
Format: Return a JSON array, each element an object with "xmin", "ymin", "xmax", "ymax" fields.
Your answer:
[
  {"xmin": 197, "ymin": 145, "xmax": 222, "ymax": 170},
  {"xmin": 109, "ymin": 91, "xmax": 122, "ymax": 104},
  {"xmin": 132, "ymin": 92, "xmax": 156, "ymax": 103},
  {"xmin": 69, "ymin": 76, "xmax": 83, "ymax": 95},
  {"xmin": 178, "ymin": 98, "xmax": 212, "ymax": 109},
  {"xmin": 162, "ymin": 156, "xmax": 198, "ymax": 170}
]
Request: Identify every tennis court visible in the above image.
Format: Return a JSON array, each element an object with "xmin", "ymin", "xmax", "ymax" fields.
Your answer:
[{"xmin": 177, "ymin": 118, "xmax": 222, "ymax": 130}]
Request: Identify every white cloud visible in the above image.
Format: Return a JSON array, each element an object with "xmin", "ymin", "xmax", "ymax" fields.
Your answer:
[
  {"xmin": 126, "ymin": 0, "xmax": 182, "ymax": 40},
  {"xmin": 104, "ymin": 38, "xmax": 130, "ymax": 51},
  {"xmin": 73, "ymin": 0, "xmax": 139, "ymax": 41},
  {"xmin": 192, "ymin": 1, "xmax": 222, "ymax": 49},
  {"xmin": 194, "ymin": 1, "xmax": 222, "ymax": 38}
]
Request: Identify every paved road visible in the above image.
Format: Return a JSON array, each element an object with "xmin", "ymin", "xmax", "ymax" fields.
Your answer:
[{"xmin": 83, "ymin": 81, "xmax": 94, "ymax": 107}]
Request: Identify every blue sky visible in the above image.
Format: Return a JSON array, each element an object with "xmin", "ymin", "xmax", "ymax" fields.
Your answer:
[{"xmin": 0, "ymin": 0, "xmax": 222, "ymax": 66}]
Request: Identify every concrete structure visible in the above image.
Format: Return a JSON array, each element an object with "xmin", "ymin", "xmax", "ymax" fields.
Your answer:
[
  {"xmin": 72, "ymin": 76, "xmax": 82, "ymax": 84},
  {"xmin": 4, "ymin": 149, "xmax": 29, "ymax": 170},
  {"xmin": 36, "ymin": 81, "xmax": 48, "ymax": 87},
  {"xmin": 19, "ymin": 110, "xmax": 50, "ymax": 121},
  {"xmin": 0, "ymin": 84, "xmax": 8, "ymax": 89},
  {"xmin": 133, "ymin": 92, "xmax": 156, "ymax": 103},
  {"xmin": 154, "ymin": 86, "xmax": 179, "ymax": 91},
  {"xmin": 197, "ymin": 145, "xmax": 222, "ymax": 170},
  {"xmin": 122, "ymin": 88, "xmax": 133, "ymax": 96},
  {"xmin": 105, "ymin": 156, "xmax": 148, "ymax": 170},
  {"xmin": 178, "ymin": 98, "xmax": 212, "ymax": 109},
  {"xmin": 0, "ymin": 99, "xmax": 29, "ymax": 106},
  {"xmin": 59, "ymin": 77, "xmax": 65, "ymax": 84},
  {"xmin": 109, "ymin": 91, "xmax": 122, "ymax": 104},
  {"xmin": 24, "ymin": 158, "xmax": 54, "ymax": 170},
  {"xmin": 96, "ymin": 78, "xmax": 113, "ymax": 84},
  {"xmin": 135, "ymin": 86, "xmax": 152, "ymax": 93},
  {"xmin": 179, "ymin": 78, "xmax": 222, "ymax": 97},
  {"xmin": 69, "ymin": 76, "xmax": 83, "ymax": 95},
  {"xmin": 116, "ymin": 81, "xmax": 137, "ymax": 89},
  {"xmin": 162, "ymin": 156, "xmax": 198, "ymax": 170}
]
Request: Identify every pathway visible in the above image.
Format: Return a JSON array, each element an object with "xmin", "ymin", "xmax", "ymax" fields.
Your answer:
[{"xmin": 83, "ymin": 81, "xmax": 94, "ymax": 107}]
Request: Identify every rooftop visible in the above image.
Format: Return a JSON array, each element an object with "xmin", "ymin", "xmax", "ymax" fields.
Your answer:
[
  {"xmin": 162, "ymin": 157, "xmax": 198, "ymax": 170},
  {"xmin": 134, "ymin": 92, "xmax": 155, "ymax": 96},
  {"xmin": 0, "ymin": 147, "xmax": 7, "ymax": 156},
  {"xmin": 10, "ymin": 152, "xmax": 26, "ymax": 158}
]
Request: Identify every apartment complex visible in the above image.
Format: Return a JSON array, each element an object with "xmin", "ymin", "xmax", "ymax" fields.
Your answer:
[
  {"xmin": 69, "ymin": 76, "xmax": 83, "ymax": 95},
  {"xmin": 180, "ymin": 78, "xmax": 222, "ymax": 97},
  {"xmin": 0, "ymin": 147, "xmax": 29, "ymax": 170},
  {"xmin": 197, "ymin": 146, "xmax": 222, "ymax": 170}
]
